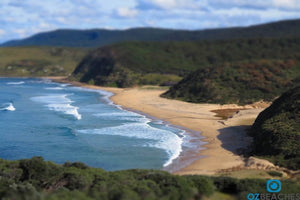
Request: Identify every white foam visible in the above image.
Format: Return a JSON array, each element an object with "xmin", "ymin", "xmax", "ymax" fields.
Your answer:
[
  {"xmin": 6, "ymin": 81, "xmax": 25, "ymax": 85},
  {"xmin": 31, "ymin": 94, "xmax": 81, "ymax": 120},
  {"xmin": 60, "ymin": 83, "xmax": 71, "ymax": 87},
  {"xmin": 45, "ymin": 87, "xmax": 64, "ymax": 90},
  {"xmin": 0, "ymin": 103, "xmax": 16, "ymax": 111},
  {"xmin": 94, "ymin": 111, "xmax": 141, "ymax": 117},
  {"xmin": 70, "ymin": 86, "xmax": 184, "ymax": 165},
  {"xmin": 39, "ymin": 80, "xmax": 184, "ymax": 166},
  {"xmin": 48, "ymin": 103, "xmax": 81, "ymax": 120},
  {"xmin": 69, "ymin": 86, "xmax": 115, "ymax": 106},
  {"xmin": 77, "ymin": 123, "xmax": 183, "ymax": 167},
  {"xmin": 31, "ymin": 94, "xmax": 72, "ymax": 104},
  {"xmin": 93, "ymin": 111, "xmax": 150, "ymax": 123}
]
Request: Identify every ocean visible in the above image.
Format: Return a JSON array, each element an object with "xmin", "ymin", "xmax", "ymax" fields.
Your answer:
[{"xmin": 0, "ymin": 78, "xmax": 198, "ymax": 171}]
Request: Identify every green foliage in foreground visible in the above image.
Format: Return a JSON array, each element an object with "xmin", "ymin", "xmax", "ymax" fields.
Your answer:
[
  {"xmin": 0, "ymin": 47, "xmax": 89, "ymax": 77},
  {"xmin": 0, "ymin": 157, "xmax": 299, "ymax": 200},
  {"xmin": 162, "ymin": 60, "xmax": 300, "ymax": 105},
  {"xmin": 249, "ymin": 86, "xmax": 300, "ymax": 170}
]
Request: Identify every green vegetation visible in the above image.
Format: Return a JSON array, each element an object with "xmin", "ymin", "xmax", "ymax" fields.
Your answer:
[
  {"xmin": 267, "ymin": 171, "xmax": 283, "ymax": 177},
  {"xmin": 218, "ymin": 170, "xmax": 284, "ymax": 180},
  {"xmin": 249, "ymin": 86, "xmax": 300, "ymax": 170},
  {"xmin": 71, "ymin": 37, "xmax": 300, "ymax": 89},
  {"xmin": 0, "ymin": 157, "xmax": 299, "ymax": 200},
  {"xmin": 0, "ymin": 47, "xmax": 89, "ymax": 77},
  {"xmin": 1, "ymin": 19, "xmax": 300, "ymax": 104},
  {"xmin": 162, "ymin": 59, "xmax": 300, "ymax": 105},
  {"xmin": 2, "ymin": 19, "xmax": 300, "ymax": 48}
]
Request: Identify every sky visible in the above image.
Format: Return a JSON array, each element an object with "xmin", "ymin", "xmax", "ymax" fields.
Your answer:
[{"xmin": 0, "ymin": 0, "xmax": 300, "ymax": 43}]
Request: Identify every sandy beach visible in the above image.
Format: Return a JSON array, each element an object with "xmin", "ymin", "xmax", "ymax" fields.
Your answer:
[
  {"xmin": 108, "ymin": 87, "xmax": 269, "ymax": 175},
  {"xmin": 51, "ymin": 79, "xmax": 269, "ymax": 175}
]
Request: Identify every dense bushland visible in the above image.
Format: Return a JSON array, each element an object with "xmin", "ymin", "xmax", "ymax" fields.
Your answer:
[
  {"xmin": 72, "ymin": 37, "xmax": 300, "ymax": 90},
  {"xmin": 162, "ymin": 59, "xmax": 300, "ymax": 104},
  {"xmin": 0, "ymin": 157, "xmax": 299, "ymax": 200},
  {"xmin": 249, "ymin": 87, "xmax": 300, "ymax": 170}
]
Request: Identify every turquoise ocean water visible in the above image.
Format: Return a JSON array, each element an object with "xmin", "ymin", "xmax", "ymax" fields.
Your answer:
[{"xmin": 0, "ymin": 78, "xmax": 199, "ymax": 170}]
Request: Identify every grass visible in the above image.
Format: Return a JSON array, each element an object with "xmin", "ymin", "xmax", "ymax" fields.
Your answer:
[
  {"xmin": 138, "ymin": 73, "xmax": 182, "ymax": 86},
  {"xmin": 0, "ymin": 47, "xmax": 89, "ymax": 77},
  {"xmin": 217, "ymin": 169, "xmax": 285, "ymax": 179},
  {"xmin": 267, "ymin": 171, "xmax": 283, "ymax": 177},
  {"xmin": 139, "ymin": 85, "xmax": 170, "ymax": 90},
  {"xmin": 203, "ymin": 192, "xmax": 237, "ymax": 200}
]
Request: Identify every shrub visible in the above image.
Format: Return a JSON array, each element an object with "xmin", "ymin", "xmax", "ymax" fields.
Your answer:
[{"xmin": 267, "ymin": 171, "xmax": 283, "ymax": 177}]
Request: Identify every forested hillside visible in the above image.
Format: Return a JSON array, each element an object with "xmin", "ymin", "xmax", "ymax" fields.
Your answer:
[
  {"xmin": 72, "ymin": 37, "xmax": 300, "ymax": 92},
  {"xmin": 162, "ymin": 60, "xmax": 300, "ymax": 105},
  {"xmin": 249, "ymin": 87, "xmax": 300, "ymax": 170}
]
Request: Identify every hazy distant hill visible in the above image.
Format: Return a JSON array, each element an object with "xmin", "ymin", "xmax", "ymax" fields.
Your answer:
[
  {"xmin": 249, "ymin": 86, "xmax": 300, "ymax": 170},
  {"xmin": 2, "ymin": 19, "xmax": 300, "ymax": 48},
  {"xmin": 71, "ymin": 37, "xmax": 300, "ymax": 89}
]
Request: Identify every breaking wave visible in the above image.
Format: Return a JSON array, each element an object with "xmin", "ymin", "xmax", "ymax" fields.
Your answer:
[
  {"xmin": 6, "ymin": 81, "xmax": 24, "ymax": 85},
  {"xmin": 0, "ymin": 103, "xmax": 16, "ymax": 111},
  {"xmin": 77, "ymin": 122, "xmax": 184, "ymax": 167},
  {"xmin": 45, "ymin": 87, "xmax": 64, "ymax": 90},
  {"xmin": 31, "ymin": 94, "xmax": 81, "ymax": 120}
]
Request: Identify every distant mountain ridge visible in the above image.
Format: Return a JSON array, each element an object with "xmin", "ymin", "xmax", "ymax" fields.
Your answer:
[{"xmin": 1, "ymin": 19, "xmax": 300, "ymax": 47}]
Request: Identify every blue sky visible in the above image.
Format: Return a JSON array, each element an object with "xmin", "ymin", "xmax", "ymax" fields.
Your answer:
[{"xmin": 0, "ymin": 0, "xmax": 300, "ymax": 43}]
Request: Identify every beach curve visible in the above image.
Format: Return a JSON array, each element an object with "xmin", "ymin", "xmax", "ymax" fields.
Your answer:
[{"xmin": 49, "ymin": 78, "xmax": 269, "ymax": 175}]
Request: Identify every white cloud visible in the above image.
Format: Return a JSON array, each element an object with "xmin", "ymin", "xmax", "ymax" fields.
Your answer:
[
  {"xmin": 117, "ymin": 7, "xmax": 139, "ymax": 18},
  {"xmin": 40, "ymin": 22, "xmax": 52, "ymax": 28},
  {"xmin": 151, "ymin": 0, "xmax": 180, "ymax": 9},
  {"xmin": 209, "ymin": 0, "xmax": 300, "ymax": 10},
  {"xmin": 145, "ymin": 0, "xmax": 198, "ymax": 9},
  {"xmin": 145, "ymin": 20, "xmax": 156, "ymax": 26},
  {"xmin": 0, "ymin": 0, "xmax": 300, "ymax": 43},
  {"xmin": 14, "ymin": 29, "xmax": 28, "ymax": 37},
  {"xmin": 208, "ymin": 0, "xmax": 269, "ymax": 9},
  {"xmin": 0, "ymin": 29, "xmax": 6, "ymax": 35},
  {"xmin": 56, "ymin": 17, "xmax": 67, "ymax": 24},
  {"xmin": 273, "ymin": 0, "xmax": 300, "ymax": 9}
]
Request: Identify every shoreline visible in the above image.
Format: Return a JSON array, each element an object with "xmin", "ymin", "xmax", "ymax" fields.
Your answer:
[
  {"xmin": 49, "ymin": 77, "xmax": 269, "ymax": 175},
  {"xmin": 49, "ymin": 79, "xmax": 202, "ymax": 171}
]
